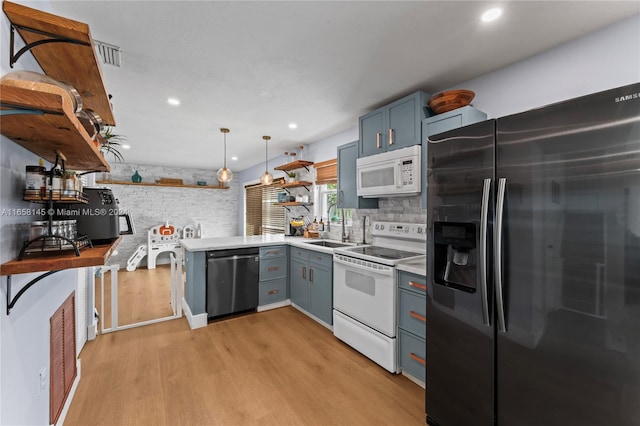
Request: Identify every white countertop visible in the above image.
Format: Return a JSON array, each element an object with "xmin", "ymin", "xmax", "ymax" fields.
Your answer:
[
  {"xmin": 180, "ymin": 235, "xmax": 355, "ymax": 254},
  {"xmin": 180, "ymin": 234, "xmax": 287, "ymax": 251},
  {"xmin": 396, "ymin": 257, "xmax": 427, "ymax": 276}
]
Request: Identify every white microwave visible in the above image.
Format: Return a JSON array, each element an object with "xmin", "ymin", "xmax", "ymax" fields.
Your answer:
[{"xmin": 356, "ymin": 145, "xmax": 421, "ymax": 198}]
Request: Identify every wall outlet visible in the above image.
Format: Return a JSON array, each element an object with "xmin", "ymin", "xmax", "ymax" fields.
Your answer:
[
  {"xmin": 365, "ymin": 216, "xmax": 370, "ymax": 226},
  {"xmin": 39, "ymin": 367, "xmax": 47, "ymax": 395}
]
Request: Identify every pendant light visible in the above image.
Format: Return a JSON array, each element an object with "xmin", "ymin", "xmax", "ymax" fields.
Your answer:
[
  {"xmin": 217, "ymin": 128, "xmax": 233, "ymax": 183},
  {"xmin": 260, "ymin": 135, "xmax": 273, "ymax": 185}
]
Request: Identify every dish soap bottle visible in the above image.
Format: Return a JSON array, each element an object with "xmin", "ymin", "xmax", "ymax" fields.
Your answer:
[
  {"xmin": 318, "ymin": 217, "xmax": 325, "ymax": 232},
  {"xmin": 312, "ymin": 217, "xmax": 318, "ymax": 231}
]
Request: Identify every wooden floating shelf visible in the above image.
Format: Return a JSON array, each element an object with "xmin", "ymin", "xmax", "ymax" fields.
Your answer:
[
  {"xmin": 274, "ymin": 181, "xmax": 313, "ymax": 189},
  {"xmin": 0, "ymin": 237, "xmax": 122, "ymax": 276},
  {"xmin": 0, "ymin": 84, "xmax": 110, "ymax": 172},
  {"xmin": 3, "ymin": 1, "xmax": 115, "ymax": 125},
  {"xmin": 275, "ymin": 202, "xmax": 314, "ymax": 207},
  {"xmin": 95, "ymin": 180, "xmax": 230, "ymax": 189},
  {"xmin": 273, "ymin": 160, "xmax": 314, "ymax": 172}
]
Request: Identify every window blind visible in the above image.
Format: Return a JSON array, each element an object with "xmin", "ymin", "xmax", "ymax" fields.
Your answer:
[
  {"xmin": 313, "ymin": 158, "xmax": 337, "ymax": 185},
  {"xmin": 245, "ymin": 178, "xmax": 285, "ymax": 236}
]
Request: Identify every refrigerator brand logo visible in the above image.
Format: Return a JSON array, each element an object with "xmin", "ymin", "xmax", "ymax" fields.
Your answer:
[{"xmin": 614, "ymin": 93, "xmax": 639, "ymax": 103}]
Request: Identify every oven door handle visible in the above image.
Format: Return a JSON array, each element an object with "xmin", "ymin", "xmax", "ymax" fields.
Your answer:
[{"xmin": 333, "ymin": 255, "xmax": 394, "ymax": 277}]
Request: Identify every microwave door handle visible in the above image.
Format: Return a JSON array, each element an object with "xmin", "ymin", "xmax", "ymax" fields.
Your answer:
[{"xmin": 396, "ymin": 161, "xmax": 402, "ymax": 188}]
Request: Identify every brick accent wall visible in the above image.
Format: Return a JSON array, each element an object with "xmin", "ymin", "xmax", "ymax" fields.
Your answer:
[{"xmin": 99, "ymin": 163, "xmax": 238, "ymax": 267}]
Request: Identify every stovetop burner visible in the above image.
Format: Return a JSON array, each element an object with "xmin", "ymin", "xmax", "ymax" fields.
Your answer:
[{"xmin": 344, "ymin": 245, "xmax": 423, "ymax": 260}]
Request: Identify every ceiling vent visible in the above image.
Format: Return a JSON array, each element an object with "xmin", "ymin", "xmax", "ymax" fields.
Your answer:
[{"xmin": 94, "ymin": 40, "xmax": 121, "ymax": 67}]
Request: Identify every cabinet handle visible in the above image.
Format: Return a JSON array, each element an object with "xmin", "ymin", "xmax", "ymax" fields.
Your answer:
[
  {"xmin": 409, "ymin": 311, "xmax": 426, "ymax": 323},
  {"xmin": 389, "ymin": 128, "xmax": 394, "ymax": 145},
  {"xmin": 267, "ymin": 266, "xmax": 280, "ymax": 272},
  {"xmin": 302, "ymin": 267, "xmax": 306, "ymax": 279},
  {"xmin": 409, "ymin": 281, "xmax": 427, "ymax": 290},
  {"xmin": 410, "ymin": 353, "xmax": 426, "ymax": 365},
  {"xmin": 267, "ymin": 289, "xmax": 279, "ymax": 295},
  {"xmin": 376, "ymin": 132, "xmax": 381, "ymax": 148},
  {"xmin": 309, "ymin": 268, "xmax": 313, "ymax": 282},
  {"xmin": 266, "ymin": 250, "xmax": 280, "ymax": 255}
]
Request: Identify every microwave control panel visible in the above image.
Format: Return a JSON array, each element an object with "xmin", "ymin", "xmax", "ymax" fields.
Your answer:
[{"xmin": 401, "ymin": 159, "xmax": 415, "ymax": 185}]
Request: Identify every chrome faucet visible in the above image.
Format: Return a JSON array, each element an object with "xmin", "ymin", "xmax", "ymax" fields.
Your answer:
[
  {"xmin": 341, "ymin": 208, "xmax": 349, "ymax": 242},
  {"xmin": 326, "ymin": 201, "xmax": 338, "ymax": 232}
]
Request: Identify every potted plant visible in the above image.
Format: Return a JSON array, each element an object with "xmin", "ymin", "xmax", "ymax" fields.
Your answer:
[
  {"xmin": 99, "ymin": 126, "xmax": 126, "ymax": 162},
  {"xmin": 98, "ymin": 126, "xmax": 126, "ymax": 181},
  {"xmin": 287, "ymin": 171, "xmax": 296, "ymax": 183}
]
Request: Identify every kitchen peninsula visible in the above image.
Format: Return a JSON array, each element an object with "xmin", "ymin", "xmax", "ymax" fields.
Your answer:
[{"xmin": 181, "ymin": 235, "xmax": 353, "ymax": 329}]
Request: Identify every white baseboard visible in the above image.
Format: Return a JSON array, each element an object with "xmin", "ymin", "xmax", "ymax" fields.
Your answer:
[
  {"xmin": 290, "ymin": 302, "xmax": 333, "ymax": 331},
  {"xmin": 182, "ymin": 297, "xmax": 207, "ymax": 329},
  {"xmin": 257, "ymin": 299, "xmax": 291, "ymax": 312},
  {"xmin": 54, "ymin": 359, "xmax": 81, "ymax": 426},
  {"xmin": 401, "ymin": 370, "xmax": 425, "ymax": 389}
]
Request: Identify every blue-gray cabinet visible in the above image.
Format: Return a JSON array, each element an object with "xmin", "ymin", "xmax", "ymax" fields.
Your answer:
[
  {"xmin": 397, "ymin": 270, "xmax": 427, "ymax": 383},
  {"xmin": 289, "ymin": 247, "xmax": 333, "ymax": 325},
  {"xmin": 184, "ymin": 249, "xmax": 206, "ymax": 316},
  {"xmin": 421, "ymin": 106, "xmax": 488, "ymax": 208},
  {"xmin": 337, "ymin": 141, "xmax": 378, "ymax": 209},
  {"xmin": 259, "ymin": 245, "xmax": 288, "ymax": 306},
  {"xmin": 359, "ymin": 91, "xmax": 430, "ymax": 157}
]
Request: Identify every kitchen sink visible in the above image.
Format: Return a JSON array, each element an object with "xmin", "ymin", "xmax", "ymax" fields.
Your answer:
[{"xmin": 305, "ymin": 240, "xmax": 352, "ymax": 248}]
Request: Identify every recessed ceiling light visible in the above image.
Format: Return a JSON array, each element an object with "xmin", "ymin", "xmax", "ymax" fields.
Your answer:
[
  {"xmin": 481, "ymin": 7, "xmax": 502, "ymax": 22},
  {"xmin": 167, "ymin": 97, "xmax": 180, "ymax": 106},
  {"xmin": 288, "ymin": 123, "xmax": 298, "ymax": 129},
  {"xmin": 231, "ymin": 156, "xmax": 238, "ymax": 161},
  {"xmin": 121, "ymin": 144, "xmax": 131, "ymax": 150}
]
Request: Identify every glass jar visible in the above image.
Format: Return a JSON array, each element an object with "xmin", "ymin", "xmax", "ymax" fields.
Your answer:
[
  {"xmin": 62, "ymin": 171, "xmax": 77, "ymax": 196},
  {"xmin": 25, "ymin": 165, "xmax": 46, "ymax": 193}
]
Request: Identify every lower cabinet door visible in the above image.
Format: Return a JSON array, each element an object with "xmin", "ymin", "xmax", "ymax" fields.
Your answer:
[
  {"xmin": 399, "ymin": 329, "xmax": 426, "ymax": 383},
  {"xmin": 308, "ymin": 262, "xmax": 332, "ymax": 325},
  {"xmin": 259, "ymin": 278, "xmax": 287, "ymax": 305},
  {"xmin": 290, "ymin": 257, "xmax": 309, "ymax": 310}
]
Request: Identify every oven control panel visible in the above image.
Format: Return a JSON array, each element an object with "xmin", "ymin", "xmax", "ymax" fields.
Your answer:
[{"xmin": 372, "ymin": 222, "xmax": 426, "ymax": 240}]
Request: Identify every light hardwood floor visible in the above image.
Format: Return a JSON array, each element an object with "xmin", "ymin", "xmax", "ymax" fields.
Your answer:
[
  {"xmin": 68, "ymin": 268, "xmax": 426, "ymax": 425},
  {"xmin": 96, "ymin": 265, "xmax": 175, "ymax": 326}
]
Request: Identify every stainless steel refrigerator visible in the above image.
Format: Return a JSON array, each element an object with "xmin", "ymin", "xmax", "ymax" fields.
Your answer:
[{"xmin": 426, "ymin": 83, "xmax": 640, "ymax": 426}]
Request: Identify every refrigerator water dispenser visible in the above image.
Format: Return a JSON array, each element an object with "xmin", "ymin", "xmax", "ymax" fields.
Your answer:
[{"xmin": 433, "ymin": 222, "xmax": 477, "ymax": 292}]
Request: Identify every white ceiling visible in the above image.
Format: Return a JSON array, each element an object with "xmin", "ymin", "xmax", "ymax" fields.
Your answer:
[{"xmin": 46, "ymin": 1, "xmax": 639, "ymax": 172}]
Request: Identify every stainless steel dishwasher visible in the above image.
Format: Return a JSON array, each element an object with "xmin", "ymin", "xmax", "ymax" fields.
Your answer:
[{"xmin": 206, "ymin": 247, "xmax": 260, "ymax": 318}]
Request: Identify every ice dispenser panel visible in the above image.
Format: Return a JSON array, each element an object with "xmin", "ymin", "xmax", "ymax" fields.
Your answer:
[{"xmin": 433, "ymin": 222, "xmax": 477, "ymax": 293}]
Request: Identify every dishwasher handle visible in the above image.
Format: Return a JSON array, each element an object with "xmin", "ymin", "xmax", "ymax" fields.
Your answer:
[{"xmin": 207, "ymin": 248, "xmax": 259, "ymax": 259}]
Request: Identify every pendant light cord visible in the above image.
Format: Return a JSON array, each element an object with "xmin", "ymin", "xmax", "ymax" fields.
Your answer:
[
  {"xmin": 265, "ymin": 138, "xmax": 268, "ymax": 171},
  {"xmin": 223, "ymin": 132, "xmax": 227, "ymax": 169}
]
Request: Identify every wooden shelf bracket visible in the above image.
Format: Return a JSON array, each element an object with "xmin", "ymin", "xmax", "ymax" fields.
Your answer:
[
  {"xmin": 9, "ymin": 23, "xmax": 90, "ymax": 68},
  {"xmin": 6, "ymin": 270, "xmax": 60, "ymax": 315}
]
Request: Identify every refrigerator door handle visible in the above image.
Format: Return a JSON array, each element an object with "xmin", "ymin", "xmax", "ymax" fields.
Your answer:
[
  {"xmin": 480, "ymin": 178, "xmax": 492, "ymax": 326},
  {"xmin": 495, "ymin": 177, "xmax": 507, "ymax": 332}
]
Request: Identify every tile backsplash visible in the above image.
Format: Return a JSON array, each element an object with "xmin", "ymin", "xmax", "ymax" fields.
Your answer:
[{"xmin": 321, "ymin": 195, "xmax": 426, "ymax": 244}]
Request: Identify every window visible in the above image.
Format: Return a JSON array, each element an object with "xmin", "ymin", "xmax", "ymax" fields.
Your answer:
[
  {"xmin": 245, "ymin": 179, "xmax": 285, "ymax": 235},
  {"xmin": 316, "ymin": 182, "xmax": 353, "ymax": 227}
]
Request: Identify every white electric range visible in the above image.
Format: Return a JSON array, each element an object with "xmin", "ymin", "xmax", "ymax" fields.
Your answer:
[{"xmin": 332, "ymin": 221, "xmax": 426, "ymax": 373}]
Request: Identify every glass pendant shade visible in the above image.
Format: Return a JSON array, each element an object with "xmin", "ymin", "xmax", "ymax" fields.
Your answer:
[
  {"xmin": 260, "ymin": 170, "xmax": 273, "ymax": 185},
  {"xmin": 217, "ymin": 128, "xmax": 233, "ymax": 183},
  {"xmin": 217, "ymin": 166, "xmax": 233, "ymax": 182},
  {"xmin": 260, "ymin": 135, "xmax": 273, "ymax": 185}
]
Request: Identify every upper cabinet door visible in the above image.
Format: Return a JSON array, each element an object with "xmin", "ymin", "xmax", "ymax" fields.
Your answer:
[
  {"xmin": 359, "ymin": 108, "xmax": 386, "ymax": 157},
  {"xmin": 337, "ymin": 141, "xmax": 378, "ymax": 209},
  {"xmin": 386, "ymin": 93, "xmax": 422, "ymax": 151},
  {"xmin": 358, "ymin": 91, "xmax": 430, "ymax": 158}
]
